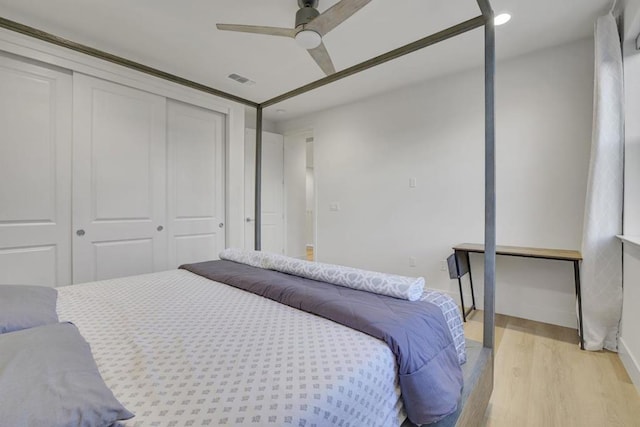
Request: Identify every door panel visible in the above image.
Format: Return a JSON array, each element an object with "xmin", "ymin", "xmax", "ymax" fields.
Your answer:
[
  {"xmin": 73, "ymin": 73, "xmax": 167, "ymax": 283},
  {"xmin": 244, "ymin": 129, "xmax": 284, "ymax": 254},
  {"xmin": 167, "ymin": 100, "xmax": 225, "ymax": 268},
  {"xmin": 92, "ymin": 90, "xmax": 155, "ymax": 220},
  {"xmin": 94, "ymin": 238, "xmax": 154, "ymax": 280},
  {"xmin": 0, "ymin": 246, "xmax": 57, "ymax": 285},
  {"xmin": 0, "ymin": 54, "xmax": 72, "ymax": 286}
]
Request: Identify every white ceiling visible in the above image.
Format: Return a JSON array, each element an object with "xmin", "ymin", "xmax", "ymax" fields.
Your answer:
[{"xmin": 0, "ymin": 0, "xmax": 611, "ymax": 121}]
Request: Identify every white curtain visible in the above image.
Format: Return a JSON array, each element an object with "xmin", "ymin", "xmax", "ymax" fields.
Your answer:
[{"xmin": 581, "ymin": 13, "xmax": 624, "ymax": 351}]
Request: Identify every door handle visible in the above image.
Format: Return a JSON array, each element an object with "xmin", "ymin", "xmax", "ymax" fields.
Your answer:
[
  {"xmin": 76, "ymin": 229, "xmax": 85, "ymax": 237},
  {"xmin": 246, "ymin": 217, "xmax": 254, "ymax": 223},
  {"xmin": 157, "ymin": 225, "xmax": 164, "ymax": 232},
  {"xmin": 219, "ymin": 222, "xmax": 224, "ymax": 228}
]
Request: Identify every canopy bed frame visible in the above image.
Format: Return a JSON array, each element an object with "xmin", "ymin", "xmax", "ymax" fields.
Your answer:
[{"xmin": 0, "ymin": 1, "xmax": 496, "ymax": 425}]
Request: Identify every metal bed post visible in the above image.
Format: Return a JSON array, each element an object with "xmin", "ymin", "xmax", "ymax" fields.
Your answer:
[
  {"xmin": 481, "ymin": 1, "xmax": 496, "ymax": 354},
  {"xmin": 255, "ymin": 106, "xmax": 263, "ymax": 251}
]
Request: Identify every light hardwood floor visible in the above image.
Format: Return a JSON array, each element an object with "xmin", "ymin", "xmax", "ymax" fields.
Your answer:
[{"xmin": 463, "ymin": 311, "xmax": 640, "ymax": 427}]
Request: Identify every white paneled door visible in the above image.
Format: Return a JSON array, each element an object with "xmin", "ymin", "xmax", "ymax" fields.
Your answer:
[
  {"xmin": 72, "ymin": 74, "xmax": 167, "ymax": 283},
  {"xmin": 244, "ymin": 129, "xmax": 284, "ymax": 254},
  {"xmin": 167, "ymin": 100, "xmax": 225, "ymax": 268},
  {"xmin": 0, "ymin": 54, "xmax": 72, "ymax": 286}
]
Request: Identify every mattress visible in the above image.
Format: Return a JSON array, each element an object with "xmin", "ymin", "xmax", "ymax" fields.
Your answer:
[
  {"xmin": 57, "ymin": 269, "xmax": 465, "ymax": 426},
  {"xmin": 57, "ymin": 270, "xmax": 406, "ymax": 426}
]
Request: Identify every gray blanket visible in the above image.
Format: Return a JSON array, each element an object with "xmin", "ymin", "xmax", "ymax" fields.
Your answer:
[{"xmin": 180, "ymin": 260, "xmax": 463, "ymax": 425}]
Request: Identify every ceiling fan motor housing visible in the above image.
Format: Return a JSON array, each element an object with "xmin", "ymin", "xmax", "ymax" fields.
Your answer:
[
  {"xmin": 298, "ymin": 0, "xmax": 319, "ymax": 8},
  {"xmin": 296, "ymin": 2, "xmax": 320, "ymax": 28}
]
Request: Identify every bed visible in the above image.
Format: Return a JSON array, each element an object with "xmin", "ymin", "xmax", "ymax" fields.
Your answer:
[
  {"xmin": 50, "ymin": 255, "xmax": 467, "ymax": 426},
  {"xmin": 1, "ymin": 251, "xmax": 471, "ymax": 426}
]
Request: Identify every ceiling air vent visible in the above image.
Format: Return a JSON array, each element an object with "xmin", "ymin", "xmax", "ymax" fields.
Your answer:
[{"xmin": 228, "ymin": 73, "xmax": 255, "ymax": 85}]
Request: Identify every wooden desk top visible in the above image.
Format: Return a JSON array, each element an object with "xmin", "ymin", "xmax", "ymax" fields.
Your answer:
[{"xmin": 453, "ymin": 243, "xmax": 582, "ymax": 261}]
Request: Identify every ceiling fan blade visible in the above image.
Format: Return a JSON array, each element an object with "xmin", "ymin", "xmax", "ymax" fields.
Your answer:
[
  {"xmin": 216, "ymin": 24, "xmax": 295, "ymax": 38},
  {"xmin": 307, "ymin": 42, "xmax": 336, "ymax": 75},
  {"xmin": 306, "ymin": 0, "xmax": 372, "ymax": 36}
]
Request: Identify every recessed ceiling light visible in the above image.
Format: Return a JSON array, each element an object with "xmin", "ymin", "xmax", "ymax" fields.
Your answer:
[
  {"xmin": 494, "ymin": 13, "xmax": 511, "ymax": 26},
  {"xmin": 276, "ymin": 109, "xmax": 287, "ymax": 115}
]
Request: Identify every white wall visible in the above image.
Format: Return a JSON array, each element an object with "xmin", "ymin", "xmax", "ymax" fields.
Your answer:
[
  {"xmin": 619, "ymin": 0, "xmax": 640, "ymax": 392},
  {"xmin": 278, "ymin": 39, "xmax": 594, "ymax": 328}
]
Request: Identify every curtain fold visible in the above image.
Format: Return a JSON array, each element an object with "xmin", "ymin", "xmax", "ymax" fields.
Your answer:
[{"xmin": 580, "ymin": 13, "xmax": 624, "ymax": 351}]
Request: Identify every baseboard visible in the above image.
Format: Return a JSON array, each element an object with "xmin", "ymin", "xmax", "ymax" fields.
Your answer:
[{"xmin": 619, "ymin": 337, "xmax": 640, "ymax": 393}]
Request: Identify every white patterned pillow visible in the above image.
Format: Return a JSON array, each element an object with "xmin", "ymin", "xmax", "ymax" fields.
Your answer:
[
  {"xmin": 218, "ymin": 248, "xmax": 271, "ymax": 269},
  {"xmin": 265, "ymin": 254, "xmax": 425, "ymax": 301}
]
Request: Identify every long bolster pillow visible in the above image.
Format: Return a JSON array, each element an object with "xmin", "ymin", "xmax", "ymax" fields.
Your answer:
[
  {"xmin": 218, "ymin": 248, "xmax": 271, "ymax": 268},
  {"xmin": 219, "ymin": 249, "xmax": 425, "ymax": 301}
]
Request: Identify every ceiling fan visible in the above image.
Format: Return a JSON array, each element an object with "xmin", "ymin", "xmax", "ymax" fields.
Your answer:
[{"xmin": 216, "ymin": 0, "xmax": 371, "ymax": 76}]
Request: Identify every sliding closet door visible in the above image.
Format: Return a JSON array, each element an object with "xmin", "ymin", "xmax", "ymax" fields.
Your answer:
[
  {"xmin": 72, "ymin": 74, "xmax": 167, "ymax": 283},
  {"xmin": 0, "ymin": 55, "xmax": 72, "ymax": 286},
  {"xmin": 167, "ymin": 100, "xmax": 225, "ymax": 268}
]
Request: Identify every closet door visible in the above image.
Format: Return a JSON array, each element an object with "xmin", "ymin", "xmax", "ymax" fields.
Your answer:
[
  {"xmin": 0, "ymin": 55, "xmax": 72, "ymax": 286},
  {"xmin": 72, "ymin": 74, "xmax": 167, "ymax": 283},
  {"xmin": 167, "ymin": 100, "xmax": 225, "ymax": 268}
]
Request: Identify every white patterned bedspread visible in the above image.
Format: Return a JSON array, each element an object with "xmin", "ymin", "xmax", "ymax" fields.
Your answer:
[{"xmin": 57, "ymin": 270, "xmax": 407, "ymax": 427}]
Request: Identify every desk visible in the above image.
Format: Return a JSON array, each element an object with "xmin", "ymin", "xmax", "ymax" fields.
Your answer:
[{"xmin": 451, "ymin": 243, "xmax": 584, "ymax": 350}]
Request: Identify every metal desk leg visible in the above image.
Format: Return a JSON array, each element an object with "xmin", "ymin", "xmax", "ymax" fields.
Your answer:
[
  {"xmin": 455, "ymin": 254, "xmax": 467, "ymax": 322},
  {"xmin": 574, "ymin": 260, "xmax": 585, "ymax": 350},
  {"xmin": 454, "ymin": 250, "xmax": 475, "ymax": 322},
  {"xmin": 467, "ymin": 253, "xmax": 476, "ymax": 311}
]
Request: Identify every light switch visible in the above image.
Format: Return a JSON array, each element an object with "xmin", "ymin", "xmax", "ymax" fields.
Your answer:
[
  {"xmin": 409, "ymin": 177, "xmax": 417, "ymax": 188},
  {"xmin": 329, "ymin": 202, "xmax": 340, "ymax": 211}
]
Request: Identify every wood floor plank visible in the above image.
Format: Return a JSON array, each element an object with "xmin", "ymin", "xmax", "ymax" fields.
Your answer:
[{"xmin": 463, "ymin": 312, "xmax": 640, "ymax": 427}]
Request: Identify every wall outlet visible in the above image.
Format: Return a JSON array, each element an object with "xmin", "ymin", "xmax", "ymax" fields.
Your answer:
[
  {"xmin": 440, "ymin": 260, "xmax": 448, "ymax": 272},
  {"xmin": 409, "ymin": 256, "xmax": 417, "ymax": 267},
  {"xmin": 409, "ymin": 177, "xmax": 417, "ymax": 188},
  {"xmin": 329, "ymin": 202, "xmax": 340, "ymax": 211}
]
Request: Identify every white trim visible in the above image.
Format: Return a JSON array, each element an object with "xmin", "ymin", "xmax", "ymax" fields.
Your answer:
[
  {"xmin": 619, "ymin": 337, "xmax": 640, "ymax": 392},
  {"xmin": 617, "ymin": 234, "xmax": 640, "ymax": 247}
]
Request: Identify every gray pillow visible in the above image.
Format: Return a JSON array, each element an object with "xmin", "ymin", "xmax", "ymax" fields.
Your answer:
[
  {"xmin": 0, "ymin": 285, "xmax": 58, "ymax": 333},
  {"xmin": 0, "ymin": 322, "xmax": 134, "ymax": 426}
]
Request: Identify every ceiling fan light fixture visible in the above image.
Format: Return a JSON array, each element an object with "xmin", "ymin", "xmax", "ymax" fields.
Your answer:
[{"xmin": 295, "ymin": 29, "xmax": 322, "ymax": 49}]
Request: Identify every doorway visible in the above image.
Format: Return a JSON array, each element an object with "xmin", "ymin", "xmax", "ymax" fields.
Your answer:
[{"xmin": 305, "ymin": 137, "xmax": 315, "ymax": 261}]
